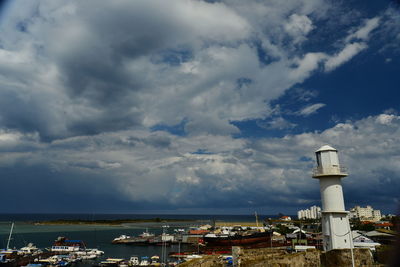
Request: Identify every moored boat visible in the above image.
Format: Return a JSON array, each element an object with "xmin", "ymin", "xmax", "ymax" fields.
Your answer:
[
  {"xmin": 99, "ymin": 258, "xmax": 124, "ymax": 267},
  {"xmin": 203, "ymin": 230, "xmax": 272, "ymax": 246},
  {"xmin": 112, "ymin": 230, "xmax": 155, "ymax": 245},
  {"xmin": 139, "ymin": 256, "xmax": 149, "ymax": 266},
  {"xmin": 51, "ymin": 237, "xmax": 86, "ymax": 252},
  {"xmin": 129, "ymin": 256, "xmax": 140, "ymax": 266}
]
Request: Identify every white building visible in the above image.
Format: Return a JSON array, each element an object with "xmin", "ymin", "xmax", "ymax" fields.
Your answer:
[
  {"xmin": 297, "ymin": 205, "xmax": 321, "ymax": 219},
  {"xmin": 350, "ymin": 206, "xmax": 382, "ymax": 221},
  {"xmin": 352, "ymin": 231, "xmax": 381, "ymax": 251},
  {"xmin": 312, "ymin": 145, "xmax": 353, "ymax": 251},
  {"xmin": 373, "ymin": 210, "xmax": 382, "ymax": 221}
]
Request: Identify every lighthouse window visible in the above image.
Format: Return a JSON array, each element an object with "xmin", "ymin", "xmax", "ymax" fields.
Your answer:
[
  {"xmin": 344, "ymin": 239, "xmax": 347, "ymax": 243},
  {"xmin": 316, "ymin": 153, "xmax": 321, "ymax": 166},
  {"xmin": 340, "ymin": 218, "xmax": 342, "ymax": 221}
]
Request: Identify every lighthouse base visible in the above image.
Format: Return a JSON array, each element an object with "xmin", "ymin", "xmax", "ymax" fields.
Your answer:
[{"xmin": 321, "ymin": 211, "xmax": 353, "ymax": 251}]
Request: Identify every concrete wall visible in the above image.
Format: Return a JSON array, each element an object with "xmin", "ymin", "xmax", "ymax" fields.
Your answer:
[
  {"xmin": 321, "ymin": 248, "xmax": 375, "ymax": 267},
  {"xmin": 178, "ymin": 247, "xmax": 378, "ymax": 267},
  {"xmin": 177, "ymin": 255, "xmax": 224, "ymax": 267},
  {"xmin": 234, "ymin": 247, "xmax": 320, "ymax": 267},
  {"xmin": 178, "ymin": 248, "xmax": 320, "ymax": 267}
]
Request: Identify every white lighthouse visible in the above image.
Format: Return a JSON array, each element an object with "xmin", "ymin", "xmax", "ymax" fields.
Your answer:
[{"xmin": 312, "ymin": 145, "xmax": 353, "ymax": 251}]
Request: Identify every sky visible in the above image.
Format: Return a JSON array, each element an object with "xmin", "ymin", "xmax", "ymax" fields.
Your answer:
[{"xmin": 0, "ymin": 0, "xmax": 399, "ymax": 215}]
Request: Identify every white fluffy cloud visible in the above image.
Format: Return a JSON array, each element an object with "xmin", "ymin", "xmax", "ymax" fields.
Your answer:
[
  {"xmin": 297, "ymin": 103, "xmax": 326, "ymax": 116},
  {"xmin": 324, "ymin": 42, "xmax": 367, "ymax": 72},
  {"xmin": 284, "ymin": 14, "xmax": 314, "ymax": 43},
  {"xmin": 324, "ymin": 16, "xmax": 380, "ymax": 72},
  {"xmin": 345, "ymin": 17, "xmax": 380, "ymax": 42},
  {"xmin": 0, "ymin": 0, "xmax": 336, "ymax": 139}
]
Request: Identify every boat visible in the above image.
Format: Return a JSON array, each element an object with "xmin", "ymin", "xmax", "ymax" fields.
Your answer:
[
  {"xmin": 203, "ymin": 230, "xmax": 272, "ymax": 246},
  {"xmin": 99, "ymin": 258, "xmax": 124, "ymax": 267},
  {"xmin": 51, "ymin": 237, "xmax": 86, "ymax": 252},
  {"xmin": 129, "ymin": 256, "xmax": 140, "ymax": 266},
  {"xmin": 0, "ymin": 222, "xmax": 17, "ymax": 255},
  {"xmin": 37, "ymin": 255, "xmax": 73, "ymax": 266},
  {"xmin": 112, "ymin": 230, "xmax": 155, "ymax": 245},
  {"xmin": 18, "ymin": 243, "xmax": 41, "ymax": 255},
  {"xmin": 150, "ymin": 255, "xmax": 160, "ymax": 265},
  {"xmin": 112, "ymin": 235, "xmax": 132, "ymax": 243},
  {"xmin": 118, "ymin": 261, "xmax": 129, "ymax": 267},
  {"xmin": 139, "ymin": 256, "xmax": 149, "ymax": 266},
  {"xmin": 73, "ymin": 248, "xmax": 104, "ymax": 260},
  {"xmin": 185, "ymin": 254, "xmax": 202, "ymax": 260}
]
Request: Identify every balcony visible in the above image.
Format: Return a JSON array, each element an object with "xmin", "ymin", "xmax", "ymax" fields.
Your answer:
[{"xmin": 312, "ymin": 166, "xmax": 348, "ymax": 177}]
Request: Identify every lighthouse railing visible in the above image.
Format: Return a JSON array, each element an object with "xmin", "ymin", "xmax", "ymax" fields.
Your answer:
[{"xmin": 312, "ymin": 166, "xmax": 347, "ymax": 176}]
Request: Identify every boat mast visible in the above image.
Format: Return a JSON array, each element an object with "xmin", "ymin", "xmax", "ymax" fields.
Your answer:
[
  {"xmin": 255, "ymin": 212, "xmax": 259, "ymax": 228},
  {"xmin": 6, "ymin": 222, "xmax": 14, "ymax": 250}
]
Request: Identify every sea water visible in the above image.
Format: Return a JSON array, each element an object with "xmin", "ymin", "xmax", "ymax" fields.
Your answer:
[{"xmin": 0, "ymin": 222, "xmax": 196, "ymax": 266}]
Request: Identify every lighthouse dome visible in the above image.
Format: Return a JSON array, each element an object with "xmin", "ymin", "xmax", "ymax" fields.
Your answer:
[{"xmin": 315, "ymin": 145, "xmax": 337, "ymax": 153}]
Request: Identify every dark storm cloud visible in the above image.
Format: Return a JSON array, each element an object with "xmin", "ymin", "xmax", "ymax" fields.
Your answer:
[
  {"xmin": 0, "ymin": 87, "xmax": 62, "ymax": 141},
  {"xmin": 4, "ymin": 0, "xmax": 251, "ymax": 140},
  {"xmin": 49, "ymin": 0, "xmax": 249, "ymax": 104},
  {"xmin": 0, "ymin": 163, "xmax": 118, "ymax": 213},
  {"xmin": 0, "ymin": 113, "xmax": 399, "ymax": 213}
]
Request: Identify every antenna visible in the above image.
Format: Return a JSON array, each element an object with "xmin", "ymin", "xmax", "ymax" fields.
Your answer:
[{"xmin": 255, "ymin": 212, "xmax": 259, "ymax": 228}]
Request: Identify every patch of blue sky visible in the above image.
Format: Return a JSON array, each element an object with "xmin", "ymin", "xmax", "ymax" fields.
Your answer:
[
  {"xmin": 191, "ymin": 149, "xmax": 214, "ymax": 155},
  {"xmin": 300, "ymin": 51, "xmax": 399, "ymax": 123},
  {"xmin": 0, "ymin": 0, "xmax": 11, "ymax": 23},
  {"xmin": 293, "ymin": 1, "xmax": 392, "ymax": 55},
  {"xmin": 299, "ymin": 156, "xmax": 313, "ymax": 162},
  {"xmin": 156, "ymin": 48, "xmax": 193, "ymax": 66},
  {"xmin": 233, "ymin": 37, "xmax": 399, "ymax": 139},
  {"xmin": 150, "ymin": 119, "xmax": 187, "ymax": 136},
  {"xmin": 343, "ymin": 0, "xmax": 393, "ymax": 17}
]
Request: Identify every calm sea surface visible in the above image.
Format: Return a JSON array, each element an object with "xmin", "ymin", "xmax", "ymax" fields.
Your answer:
[{"xmin": 0, "ymin": 214, "xmax": 283, "ymax": 266}]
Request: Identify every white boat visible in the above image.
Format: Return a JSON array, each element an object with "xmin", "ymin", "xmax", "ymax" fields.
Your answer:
[
  {"xmin": 38, "ymin": 255, "xmax": 71, "ymax": 265},
  {"xmin": 150, "ymin": 255, "xmax": 160, "ymax": 264},
  {"xmin": 112, "ymin": 230, "xmax": 155, "ymax": 244},
  {"xmin": 87, "ymin": 248, "xmax": 105, "ymax": 255},
  {"xmin": 112, "ymin": 234, "xmax": 132, "ymax": 243},
  {"xmin": 139, "ymin": 256, "xmax": 149, "ymax": 266},
  {"xmin": 51, "ymin": 237, "xmax": 86, "ymax": 252},
  {"xmin": 73, "ymin": 248, "xmax": 104, "ymax": 260},
  {"xmin": 99, "ymin": 258, "xmax": 124, "ymax": 266},
  {"xmin": 19, "ymin": 243, "xmax": 41, "ymax": 255},
  {"xmin": 0, "ymin": 222, "xmax": 16, "ymax": 255},
  {"xmin": 80, "ymin": 253, "xmax": 97, "ymax": 260},
  {"xmin": 129, "ymin": 256, "xmax": 140, "ymax": 266},
  {"xmin": 185, "ymin": 254, "xmax": 202, "ymax": 260}
]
